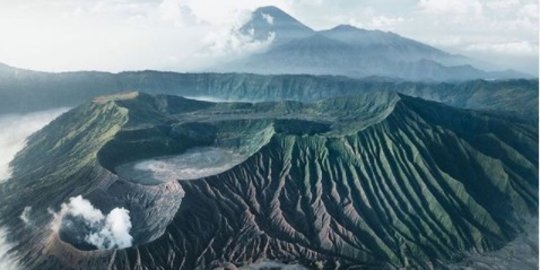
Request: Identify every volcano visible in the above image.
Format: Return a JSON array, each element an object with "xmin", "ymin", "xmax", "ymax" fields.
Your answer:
[{"xmin": 0, "ymin": 91, "xmax": 536, "ymax": 269}]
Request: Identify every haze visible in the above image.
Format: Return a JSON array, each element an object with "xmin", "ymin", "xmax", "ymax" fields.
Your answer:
[{"xmin": 0, "ymin": 0, "xmax": 537, "ymax": 74}]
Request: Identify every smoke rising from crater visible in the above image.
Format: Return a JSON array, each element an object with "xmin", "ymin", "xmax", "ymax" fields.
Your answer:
[{"xmin": 54, "ymin": 196, "xmax": 133, "ymax": 250}]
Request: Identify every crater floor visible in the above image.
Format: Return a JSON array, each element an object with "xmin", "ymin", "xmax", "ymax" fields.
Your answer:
[{"xmin": 115, "ymin": 147, "xmax": 247, "ymax": 184}]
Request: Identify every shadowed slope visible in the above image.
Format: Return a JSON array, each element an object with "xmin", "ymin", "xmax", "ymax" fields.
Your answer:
[
  {"xmin": 0, "ymin": 92, "xmax": 536, "ymax": 269},
  {"xmin": 109, "ymin": 96, "xmax": 536, "ymax": 269}
]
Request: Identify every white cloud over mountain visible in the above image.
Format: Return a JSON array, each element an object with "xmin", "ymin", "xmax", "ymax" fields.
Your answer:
[{"xmin": 0, "ymin": 0, "xmax": 536, "ymax": 73}]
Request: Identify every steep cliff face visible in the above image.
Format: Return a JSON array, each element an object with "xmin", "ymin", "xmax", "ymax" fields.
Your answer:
[{"xmin": 0, "ymin": 92, "xmax": 536, "ymax": 269}]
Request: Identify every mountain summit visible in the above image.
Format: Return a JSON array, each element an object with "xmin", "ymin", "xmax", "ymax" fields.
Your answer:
[
  {"xmin": 223, "ymin": 6, "xmax": 530, "ymax": 81},
  {"xmin": 240, "ymin": 6, "xmax": 314, "ymax": 44}
]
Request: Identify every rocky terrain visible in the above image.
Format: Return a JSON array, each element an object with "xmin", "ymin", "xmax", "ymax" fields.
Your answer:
[
  {"xmin": 0, "ymin": 63, "xmax": 537, "ymax": 124},
  {"xmin": 0, "ymin": 91, "xmax": 536, "ymax": 269}
]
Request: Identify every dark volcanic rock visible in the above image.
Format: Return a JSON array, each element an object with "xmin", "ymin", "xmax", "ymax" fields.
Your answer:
[{"xmin": 0, "ymin": 92, "xmax": 536, "ymax": 269}]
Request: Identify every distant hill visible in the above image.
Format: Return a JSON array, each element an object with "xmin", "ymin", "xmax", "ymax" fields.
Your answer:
[
  {"xmin": 216, "ymin": 6, "xmax": 532, "ymax": 81},
  {"xmin": 0, "ymin": 63, "xmax": 536, "ymax": 122}
]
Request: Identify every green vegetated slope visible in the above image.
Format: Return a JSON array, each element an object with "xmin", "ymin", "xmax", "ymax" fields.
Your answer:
[
  {"xmin": 0, "ymin": 65, "xmax": 537, "ymax": 122},
  {"xmin": 0, "ymin": 91, "xmax": 536, "ymax": 269}
]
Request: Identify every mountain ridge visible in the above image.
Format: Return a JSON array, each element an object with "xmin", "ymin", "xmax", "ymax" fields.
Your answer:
[
  {"xmin": 0, "ymin": 64, "xmax": 535, "ymax": 124},
  {"xmin": 0, "ymin": 92, "xmax": 536, "ymax": 269},
  {"xmin": 218, "ymin": 6, "xmax": 533, "ymax": 81}
]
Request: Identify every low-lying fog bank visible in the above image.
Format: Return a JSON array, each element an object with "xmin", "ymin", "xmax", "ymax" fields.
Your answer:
[
  {"xmin": 0, "ymin": 108, "xmax": 69, "ymax": 269},
  {"xmin": 0, "ymin": 108, "xmax": 69, "ymax": 182},
  {"xmin": 115, "ymin": 147, "xmax": 246, "ymax": 184}
]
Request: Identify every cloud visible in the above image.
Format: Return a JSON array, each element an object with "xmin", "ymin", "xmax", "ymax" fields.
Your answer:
[
  {"xmin": 196, "ymin": 11, "xmax": 275, "ymax": 63},
  {"xmin": 404, "ymin": 0, "xmax": 538, "ymax": 73},
  {"xmin": 53, "ymin": 196, "xmax": 133, "ymax": 250},
  {"xmin": 0, "ymin": 108, "xmax": 68, "ymax": 182},
  {"xmin": 202, "ymin": 29, "xmax": 275, "ymax": 59},
  {"xmin": 0, "ymin": 0, "xmax": 536, "ymax": 73},
  {"xmin": 370, "ymin": 16, "xmax": 404, "ymax": 30},
  {"xmin": 465, "ymin": 41, "xmax": 537, "ymax": 56},
  {"xmin": 518, "ymin": 3, "xmax": 538, "ymax": 19},
  {"xmin": 346, "ymin": 13, "xmax": 406, "ymax": 31},
  {"xmin": 262, "ymin": 13, "xmax": 274, "ymax": 24},
  {"xmin": 418, "ymin": 0, "xmax": 483, "ymax": 16},
  {"xmin": 486, "ymin": 0, "xmax": 520, "ymax": 9},
  {"xmin": 157, "ymin": 0, "xmax": 203, "ymax": 27},
  {"xmin": 0, "ymin": 108, "xmax": 67, "ymax": 270}
]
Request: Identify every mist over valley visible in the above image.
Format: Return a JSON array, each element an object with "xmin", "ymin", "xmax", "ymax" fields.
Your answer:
[{"xmin": 0, "ymin": 2, "xmax": 537, "ymax": 270}]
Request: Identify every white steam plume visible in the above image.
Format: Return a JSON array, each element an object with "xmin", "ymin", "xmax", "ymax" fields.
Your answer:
[{"xmin": 54, "ymin": 196, "xmax": 133, "ymax": 250}]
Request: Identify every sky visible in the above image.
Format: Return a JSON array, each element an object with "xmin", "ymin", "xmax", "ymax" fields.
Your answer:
[{"xmin": 0, "ymin": 0, "xmax": 537, "ymax": 74}]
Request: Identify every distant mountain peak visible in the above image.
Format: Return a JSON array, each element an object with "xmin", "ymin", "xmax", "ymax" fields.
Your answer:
[
  {"xmin": 331, "ymin": 24, "xmax": 361, "ymax": 31},
  {"xmin": 240, "ymin": 6, "xmax": 314, "ymax": 44},
  {"xmin": 254, "ymin": 6, "xmax": 291, "ymax": 16},
  {"xmin": 228, "ymin": 6, "xmax": 527, "ymax": 80}
]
